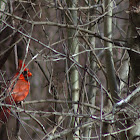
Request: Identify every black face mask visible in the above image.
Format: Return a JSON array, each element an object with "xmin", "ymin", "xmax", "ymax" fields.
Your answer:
[{"xmin": 22, "ymin": 70, "xmax": 29, "ymax": 81}]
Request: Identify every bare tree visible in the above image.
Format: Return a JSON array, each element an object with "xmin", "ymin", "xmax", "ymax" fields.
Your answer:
[{"xmin": 0, "ymin": 0, "xmax": 139, "ymax": 139}]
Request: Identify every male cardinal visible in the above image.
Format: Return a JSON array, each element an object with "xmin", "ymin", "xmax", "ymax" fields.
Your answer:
[{"xmin": 0, "ymin": 60, "xmax": 32, "ymax": 123}]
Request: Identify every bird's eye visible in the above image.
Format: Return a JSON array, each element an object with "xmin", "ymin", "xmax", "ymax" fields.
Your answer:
[{"xmin": 22, "ymin": 70, "xmax": 28, "ymax": 76}]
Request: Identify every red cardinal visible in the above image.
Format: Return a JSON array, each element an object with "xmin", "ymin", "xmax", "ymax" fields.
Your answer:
[{"xmin": 0, "ymin": 60, "xmax": 32, "ymax": 123}]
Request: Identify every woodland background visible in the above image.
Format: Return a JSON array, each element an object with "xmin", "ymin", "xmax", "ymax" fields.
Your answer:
[{"xmin": 0, "ymin": 0, "xmax": 140, "ymax": 140}]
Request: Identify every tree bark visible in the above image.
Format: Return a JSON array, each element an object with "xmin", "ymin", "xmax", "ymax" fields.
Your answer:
[
  {"xmin": 127, "ymin": 0, "xmax": 140, "ymax": 138},
  {"xmin": 66, "ymin": 0, "xmax": 79, "ymax": 139}
]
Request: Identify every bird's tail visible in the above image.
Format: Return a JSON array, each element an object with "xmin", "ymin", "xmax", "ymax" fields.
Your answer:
[
  {"xmin": 0, "ymin": 97, "xmax": 14, "ymax": 123},
  {"xmin": 0, "ymin": 106, "xmax": 11, "ymax": 123}
]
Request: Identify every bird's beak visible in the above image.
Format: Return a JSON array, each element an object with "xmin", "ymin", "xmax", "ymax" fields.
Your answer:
[{"xmin": 28, "ymin": 72, "xmax": 32, "ymax": 77}]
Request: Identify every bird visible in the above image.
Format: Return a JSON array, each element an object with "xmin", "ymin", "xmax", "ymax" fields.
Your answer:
[{"xmin": 0, "ymin": 60, "xmax": 32, "ymax": 123}]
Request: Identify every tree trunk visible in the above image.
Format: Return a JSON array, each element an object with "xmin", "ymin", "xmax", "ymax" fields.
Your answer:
[
  {"xmin": 66, "ymin": 0, "xmax": 79, "ymax": 139},
  {"xmin": 126, "ymin": 0, "xmax": 140, "ymax": 138}
]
